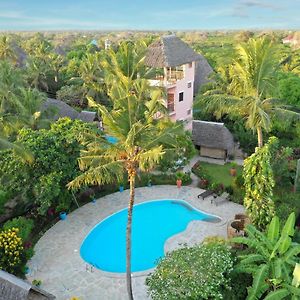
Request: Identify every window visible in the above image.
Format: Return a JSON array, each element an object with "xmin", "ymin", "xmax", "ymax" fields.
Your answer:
[
  {"xmin": 187, "ymin": 109, "xmax": 191, "ymax": 115},
  {"xmin": 179, "ymin": 92, "xmax": 184, "ymax": 102},
  {"xmin": 187, "ymin": 82, "xmax": 192, "ymax": 88},
  {"xmin": 188, "ymin": 62, "xmax": 193, "ymax": 68}
]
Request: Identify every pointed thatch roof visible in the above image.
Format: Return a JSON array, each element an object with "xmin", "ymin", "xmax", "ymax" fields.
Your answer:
[
  {"xmin": 145, "ymin": 35, "xmax": 202, "ymax": 68},
  {"xmin": 194, "ymin": 56, "xmax": 213, "ymax": 94},
  {"xmin": 42, "ymin": 98, "xmax": 79, "ymax": 120},
  {"xmin": 0, "ymin": 270, "xmax": 55, "ymax": 300},
  {"xmin": 78, "ymin": 111, "xmax": 97, "ymax": 122},
  {"xmin": 41, "ymin": 98, "xmax": 97, "ymax": 123},
  {"xmin": 192, "ymin": 120, "xmax": 234, "ymax": 151}
]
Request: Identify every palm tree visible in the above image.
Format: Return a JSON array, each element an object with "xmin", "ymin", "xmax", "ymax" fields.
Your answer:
[
  {"xmin": 0, "ymin": 60, "xmax": 25, "ymax": 114},
  {"xmin": 25, "ymin": 56, "xmax": 49, "ymax": 91},
  {"xmin": 68, "ymin": 79, "xmax": 180, "ymax": 300},
  {"xmin": 0, "ymin": 36, "xmax": 17, "ymax": 63},
  {"xmin": 102, "ymin": 41, "xmax": 155, "ymax": 99},
  {"xmin": 18, "ymin": 88, "xmax": 50, "ymax": 130},
  {"xmin": 78, "ymin": 52, "xmax": 105, "ymax": 102},
  {"xmin": 195, "ymin": 37, "xmax": 300, "ymax": 147}
]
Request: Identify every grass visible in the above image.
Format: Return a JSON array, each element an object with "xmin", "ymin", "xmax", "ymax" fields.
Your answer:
[{"xmin": 195, "ymin": 162, "xmax": 243, "ymax": 187}]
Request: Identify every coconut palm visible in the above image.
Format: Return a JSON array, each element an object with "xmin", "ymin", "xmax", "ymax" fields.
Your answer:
[
  {"xmin": 102, "ymin": 40, "xmax": 155, "ymax": 98},
  {"xmin": 0, "ymin": 36, "xmax": 17, "ymax": 63},
  {"xmin": 18, "ymin": 88, "xmax": 49, "ymax": 130},
  {"xmin": 68, "ymin": 79, "xmax": 180, "ymax": 300},
  {"xmin": 0, "ymin": 60, "xmax": 25, "ymax": 114},
  {"xmin": 195, "ymin": 37, "xmax": 300, "ymax": 147},
  {"xmin": 25, "ymin": 56, "xmax": 50, "ymax": 91},
  {"xmin": 78, "ymin": 52, "xmax": 105, "ymax": 102}
]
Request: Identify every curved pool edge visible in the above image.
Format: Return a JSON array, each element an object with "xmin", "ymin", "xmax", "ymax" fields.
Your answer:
[{"xmin": 80, "ymin": 199, "xmax": 223, "ymax": 278}]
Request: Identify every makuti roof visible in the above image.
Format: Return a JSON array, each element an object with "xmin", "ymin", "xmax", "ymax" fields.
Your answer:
[
  {"xmin": 192, "ymin": 120, "xmax": 234, "ymax": 151},
  {"xmin": 145, "ymin": 35, "xmax": 202, "ymax": 68},
  {"xmin": 41, "ymin": 98, "xmax": 97, "ymax": 123}
]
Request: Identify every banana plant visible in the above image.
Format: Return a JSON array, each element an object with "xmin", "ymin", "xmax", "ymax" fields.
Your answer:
[{"xmin": 232, "ymin": 213, "xmax": 300, "ymax": 299}]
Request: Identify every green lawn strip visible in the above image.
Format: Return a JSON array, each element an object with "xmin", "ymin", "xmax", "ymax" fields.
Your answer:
[{"xmin": 199, "ymin": 162, "xmax": 243, "ymax": 187}]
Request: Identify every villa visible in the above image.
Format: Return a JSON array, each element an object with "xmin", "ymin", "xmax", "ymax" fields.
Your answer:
[{"xmin": 145, "ymin": 35, "xmax": 212, "ymax": 129}]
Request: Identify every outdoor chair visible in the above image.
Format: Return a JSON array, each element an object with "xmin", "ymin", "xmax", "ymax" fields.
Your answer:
[
  {"xmin": 197, "ymin": 190, "xmax": 215, "ymax": 200},
  {"xmin": 211, "ymin": 192, "xmax": 230, "ymax": 206}
]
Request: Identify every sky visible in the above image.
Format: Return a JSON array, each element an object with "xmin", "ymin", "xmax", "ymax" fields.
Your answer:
[{"xmin": 0, "ymin": 0, "xmax": 300, "ymax": 31}]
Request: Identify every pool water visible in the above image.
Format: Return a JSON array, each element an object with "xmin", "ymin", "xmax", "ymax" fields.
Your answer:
[
  {"xmin": 80, "ymin": 200, "xmax": 219, "ymax": 273},
  {"xmin": 105, "ymin": 135, "xmax": 118, "ymax": 144}
]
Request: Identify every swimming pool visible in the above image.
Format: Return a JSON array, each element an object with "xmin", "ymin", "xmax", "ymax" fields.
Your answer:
[{"xmin": 80, "ymin": 200, "xmax": 219, "ymax": 273}]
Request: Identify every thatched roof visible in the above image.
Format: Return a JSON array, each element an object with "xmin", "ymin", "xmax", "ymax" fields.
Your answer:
[
  {"xmin": 78, "ymin": 111, "xmax": 97, "ymax": 122},
  {"xmin": 0, "ymin": 270, "xmax": 55, "ymax": 300},
  {"xmin": 12, "ymin": 43, "xmax": 27, "ymax": 67},
  {"xmin": 145, "ymin": 35, "xmax": 202, "ymax": 67},
  {"xmin": 194, "ymin": 56, "xmax": 213, "ymax": 94},
  {"xmin": 42, "ymin": 98, "xmax": 79, "ymax": 120},
  {"xmin": 42, "ymin": 98, "xmax": 97, "ymax": 122},
  {"xmin": 192, "ymin": 120, "xmax": 234, "ymax": 151}
]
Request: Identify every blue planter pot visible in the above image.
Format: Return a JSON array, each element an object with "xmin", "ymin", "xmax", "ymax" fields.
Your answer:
[
  {"xmin": 59, "ymin": 212, "xmax": 67, "ymax": 220},
  {"xmin": 119, "ymin": 185, "xmax": 124, "ymax": 192},
  {"xmin": 148, "ymin": 181, "xmax": 152, "ymax": 187},
  {"xmin": 91, "ymin": 198, "xmax": 96, "ymax": 203}
]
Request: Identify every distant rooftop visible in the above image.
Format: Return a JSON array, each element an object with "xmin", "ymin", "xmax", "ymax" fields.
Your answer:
[
  {"xmin": 42, "ymin": 98, "xmax": 97, "ymax": 123},
  {"xmin": 145, "ymin": 35, "xmax": 202, "ymax": 68}
]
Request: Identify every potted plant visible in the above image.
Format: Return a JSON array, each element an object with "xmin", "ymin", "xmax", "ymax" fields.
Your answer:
[
  {"xmin": 119, "ymin": 183, "xmax": 124, "ymax": 192},
  {"xmin": 199, "ymin": 178, "xmax": 209, "ymax": 188},
  {"xmin": 229, "ymin": 162, "xmax": 238, "ymax": 177},
  {"xmin": 56, "ymin": 202, "xmax": 68, "ymax": 221},
  {"xmin": 32, "ymin": 279, "xmax": 42, "ymax": 287},
  {"xmin": 176, "ymin": 172, "xmax": 184, "ymax": 188}
]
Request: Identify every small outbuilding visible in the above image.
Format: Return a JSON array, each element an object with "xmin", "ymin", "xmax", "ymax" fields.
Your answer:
[
  {"xmin": 192, "ymin": 120, "xmax": 235, "ymax": 160},
  {"xmin": 42, "ymin": 98, "xmax": 98, "ymax": 124},
  {"xmin": 0, "ymin": 270, "xmax": 55, "ymax": 300}
]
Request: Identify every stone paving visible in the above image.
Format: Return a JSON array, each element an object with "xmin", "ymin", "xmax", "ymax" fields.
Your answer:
[{"xmin": 26, "ymin": 185, "xmax": 244, "ymax": 300}]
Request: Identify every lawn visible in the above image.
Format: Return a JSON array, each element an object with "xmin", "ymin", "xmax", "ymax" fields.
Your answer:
[{"xmin": 195, "ymin": 162, "xmax": 243, "ymax": 187}]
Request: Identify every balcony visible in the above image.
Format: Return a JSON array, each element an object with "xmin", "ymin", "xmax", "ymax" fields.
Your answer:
[{"xmin": 149, "ymin": 67, "xmax": 184, "ymax": 87}]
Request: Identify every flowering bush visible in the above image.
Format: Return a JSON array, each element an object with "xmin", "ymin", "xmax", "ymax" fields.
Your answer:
[
  {"xmin": 146, "ymin": 242, "xmax": 234, "ymax": 300},
  {"xmin": 0, "ymin": 228, "xmax": 26, "ymax": 275}
]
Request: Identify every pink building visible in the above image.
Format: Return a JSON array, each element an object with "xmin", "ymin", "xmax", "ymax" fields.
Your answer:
[{"xmin": 145, "ymin": 35, "xmax": 210, "ymax": 130}]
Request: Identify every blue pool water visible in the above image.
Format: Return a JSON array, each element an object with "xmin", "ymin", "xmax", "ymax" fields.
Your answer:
[
  {"xmin": 80, "ymin": 200, "xmax": 219, "ymax": 273},
  {"xmin": 105, "ymin": 135, "xmax": 118, "ymax": 144}
]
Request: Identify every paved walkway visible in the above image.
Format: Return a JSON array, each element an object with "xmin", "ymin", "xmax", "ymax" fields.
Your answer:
[{"xmin": 26, "ymin": 186, "xmax": 244, "ymax": 300}]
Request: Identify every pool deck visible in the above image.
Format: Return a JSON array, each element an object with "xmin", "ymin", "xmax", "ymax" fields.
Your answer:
[{"xmin": 26, "ymin": 185, "xmax": 244, "ymax": 300}]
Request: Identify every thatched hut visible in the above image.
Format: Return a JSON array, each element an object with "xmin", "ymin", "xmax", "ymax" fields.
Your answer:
[{"xmin": 192, "ymin": 120, "xmax": 235, "ymax": 160}]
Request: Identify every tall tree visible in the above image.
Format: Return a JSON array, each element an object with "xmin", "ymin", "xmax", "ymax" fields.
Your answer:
[
  {"xmin": 195, "ymin": 37, "xmax": 300, "ymax": 147},
  {"xmin": 102, "ymin": 40, "xmax": 155, "ymax": 98},
  {"xmin": 0, "ymin": 36, "xmax": 17, "ymax": 63},
  {"xmin": 68, "ymin": 79, "xmax": 180, "ymax": 300}
]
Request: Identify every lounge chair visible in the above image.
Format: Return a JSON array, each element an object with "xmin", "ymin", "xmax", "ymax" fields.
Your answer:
[
  {"xmin": 197, "ymin": 190, "xmax": 215, "ymax": 200},
  {"xmin": 211, "ymin": 192, "xmax": 230, "ymax": 206}
]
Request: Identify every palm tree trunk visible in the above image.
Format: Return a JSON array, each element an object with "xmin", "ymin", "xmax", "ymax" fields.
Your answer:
[
  {"xmin": 257, "ymin": 127, "xmax": 263, "ymax": 148},
  {"xmin": 126, "ymin": 171, "xmax": 135, "ymax": 300}
]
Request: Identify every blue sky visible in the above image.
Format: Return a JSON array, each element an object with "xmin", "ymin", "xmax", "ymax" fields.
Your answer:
[{"xmin": 0, "ymin": 0, "xmax": 300, "ymax": 30}]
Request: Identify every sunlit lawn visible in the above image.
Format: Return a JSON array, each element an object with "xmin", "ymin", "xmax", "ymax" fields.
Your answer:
[{"xmin": 200, "ymin": 162, "xmax": 243, "ymax": 187}]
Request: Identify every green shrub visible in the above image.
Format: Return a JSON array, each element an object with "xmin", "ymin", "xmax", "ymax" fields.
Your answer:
[
  {"xmin": 146, "ymin": 243, "xmax": 234, "ymax": 300},
  {"xmin": 3, "ymin": 217, "xmax": 34, "ymax": 241},
  {"xmin": 0, "ymin": 228, "xmax": 27, "ymax": 276},
  {"xmin": 0, "ymin": 190, "xmax": 8, "ymax": 214}
]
